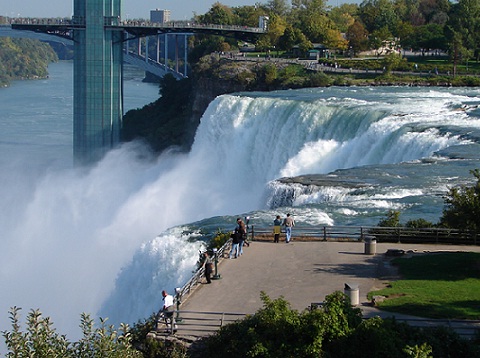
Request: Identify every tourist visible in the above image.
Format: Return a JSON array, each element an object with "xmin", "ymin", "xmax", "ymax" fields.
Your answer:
[
  {"xmin": 283, "ymin": 213, "xmax": 295, "ymax": 243},
  {"xmin": 273, "ymin": 215, "xmax": 282, "ymax": 243},
  {"xmin": 204, "ymin": 251, "xmax": 214, "ymax": 283},
  {"xmin": 237, "ymin": 218, "xmax": 247, "ymax": 256},
  {"xmin": 229, "ymin": 227, "xmax": 241, "ymax": 259},
  {"xmin": 157, "ymin": 290, "xmax": 175, "ymax": 331},
  {"xmin": 229, "ymin": 218, "xmax": 245, "ymax": 258}
]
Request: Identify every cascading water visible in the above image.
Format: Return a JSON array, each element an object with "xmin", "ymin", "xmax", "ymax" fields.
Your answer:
[
  {"xmin": 1, "ymin": 78, "xmax": 480, "ymax": 342},
  {"xmin": 99, "ymin": 87, "xmax": 480, "ymax": 327}
]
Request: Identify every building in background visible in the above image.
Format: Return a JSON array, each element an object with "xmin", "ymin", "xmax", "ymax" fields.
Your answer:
[{"xmin": 150, "ymin": 9, "xmax": 171, "ymax": 23}]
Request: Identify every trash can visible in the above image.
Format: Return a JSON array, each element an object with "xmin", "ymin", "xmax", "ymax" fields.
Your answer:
[
  {"xmin": 364, "ymin": 235, "xmax": 376, "ymax": 255},
  {"xmin": 344, "ymin": 283, "xmax": 359, "ymax": 306}
]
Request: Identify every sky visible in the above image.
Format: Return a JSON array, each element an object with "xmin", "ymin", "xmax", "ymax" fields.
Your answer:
[
  {"xmin": 1, "ymin": 0, "xmax": 348, "ymax": 21},
  {"xmin": 2, "ymin": 0, "xmax": 262, "ymax": 21}
]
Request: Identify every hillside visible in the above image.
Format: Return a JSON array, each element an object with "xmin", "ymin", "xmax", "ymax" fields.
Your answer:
[{"xmin": 0, "ymin": 37, "xmax": 58, "ymax": 87}]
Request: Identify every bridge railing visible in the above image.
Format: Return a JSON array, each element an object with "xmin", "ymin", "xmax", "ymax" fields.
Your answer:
[{"xmin": 10, "ymin": 17, "xmax": 265, "ymax": 34}]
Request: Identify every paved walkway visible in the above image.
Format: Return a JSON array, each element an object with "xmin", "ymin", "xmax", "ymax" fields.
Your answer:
[{"xmin": 178, "ymin": 240, "xmax": 480, "ymax": 338}]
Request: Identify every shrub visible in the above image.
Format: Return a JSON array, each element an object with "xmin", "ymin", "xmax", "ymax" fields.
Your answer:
[{"xmin": 2, "ymin": 307, "xmax": 142, "ymax": 357}]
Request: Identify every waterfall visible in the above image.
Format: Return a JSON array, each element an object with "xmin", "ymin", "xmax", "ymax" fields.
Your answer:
[{"xmin": 1, "ymin": 86, "xmax": 479, "ymax": 342}]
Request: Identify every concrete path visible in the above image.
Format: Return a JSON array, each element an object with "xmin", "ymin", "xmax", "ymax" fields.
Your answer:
[{"xmin": 177, "ymin": 240, "xmax": 480, "ymax": 338}]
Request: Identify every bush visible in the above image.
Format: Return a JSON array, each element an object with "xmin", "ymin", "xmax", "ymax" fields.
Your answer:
[
  {"xmin": 440, "ymin": 168, "xmax": 480, "ymax": 233},
  {"xmin": 2, "ymin": 307, "xmax": 142, "ymax": 357},
  {"xmin": 377, "ymin": 210, "xmax": 400, "ymax": 227},
  {"xmin": 198, "ymin": 291, "xmax": 361, "ymax": 358}
]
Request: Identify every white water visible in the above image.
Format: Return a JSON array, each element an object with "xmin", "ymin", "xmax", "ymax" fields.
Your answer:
[{"xmin": 2, "ymin": 67, "xmax": 480, "ymax": 344}]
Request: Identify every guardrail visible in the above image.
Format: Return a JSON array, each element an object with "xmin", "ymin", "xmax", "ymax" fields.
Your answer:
[
  {"xmin": 175, "ymin": 238, "xmax": 232, "ymax": 308},
  {"xmin": 153, "ymin": 309, "xmax": 480, "ymax": 341},
  {"xmin": 153, "ymin": 310, "xmax": 247, "ymax": 339},
  {"xmin": 250, "ymin": 225, "xmax": 479, "ymax": 245}
]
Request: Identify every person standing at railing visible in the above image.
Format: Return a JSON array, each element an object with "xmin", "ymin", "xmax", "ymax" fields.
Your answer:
[
  {"xmin": 229, "ymin": 218, "xmax": 244, "ymax": 258},
  {"xmin": 273, "ymin": 215, "xmax": 282, "ymax": 243},
  {"xmin": 203, "ymin": 251, "xmax": 214, "ymax": 284},
  {"xmin": 283, "ymin": 213, "xmax": 295, "ymax": 243},
  {"xmin": 237, "ymin": 218, "xmax": 247, "ymax": 256},
  {"xmin": 156, "ymin": 290, "xmax": 175, "ymax": 332}
]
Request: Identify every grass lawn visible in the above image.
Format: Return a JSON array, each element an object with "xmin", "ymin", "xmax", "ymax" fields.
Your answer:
[{"xmin": 368, "ymin": 252, "xmax": 480, "ymax": 319}]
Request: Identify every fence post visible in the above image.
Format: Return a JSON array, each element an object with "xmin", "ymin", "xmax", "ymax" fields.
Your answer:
[{"xmin": 323, "ymin": 226, "xmax": 327, "ymax": 241}]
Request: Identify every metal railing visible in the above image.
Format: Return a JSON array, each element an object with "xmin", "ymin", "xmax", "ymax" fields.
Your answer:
[
  {"xmin": 250, "ymin": 225, "xmax": 479, "ymax": 245},
  {"xmin": 175, "ymin": 238, "xmax": 232, "ymax": 307},
  {"xmin": 154, "ymin": 310, "xmax": 247, "ymax": 338}
]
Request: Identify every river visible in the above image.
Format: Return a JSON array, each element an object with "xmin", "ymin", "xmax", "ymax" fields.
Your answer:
[{"xmin": 1, "ymin": 61, "xmax": 480, "ymax": 342}]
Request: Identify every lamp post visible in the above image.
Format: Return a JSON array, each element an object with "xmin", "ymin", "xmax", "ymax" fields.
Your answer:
[{"xmin": 212, "ymin": 248, "xmax": 221, "ymax": 279}]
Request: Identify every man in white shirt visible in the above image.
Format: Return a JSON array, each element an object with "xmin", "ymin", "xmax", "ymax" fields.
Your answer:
[
  {"xmin": 162, "ymin": 290, "xmax": 174, "ymax": 311},
  {"xmin": 157, "ymin": 290, "xmax": 176, "ymax": 332}
]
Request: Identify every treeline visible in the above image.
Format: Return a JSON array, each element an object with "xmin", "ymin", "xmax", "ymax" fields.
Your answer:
[
  {"xmin": 0, "ymin": 37, "xmax": 58, "ymax": 86},
  {"xmin": 191, "ymin": 0, "xmax": 478, "ymax": 67}
]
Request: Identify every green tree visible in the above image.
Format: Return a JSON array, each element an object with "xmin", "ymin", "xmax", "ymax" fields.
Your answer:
[
  {"xmin": 378, "ymin": 210, "xmax": 401, "ymax": 227},
  {"xmin": 328, "ymin": 4, "xmax": 358, "ymax": 33},
  {"xmin": 448, "ymin": 0, "xmax": 480, "ymax": 61},
  {"xmin": 412, "ymin": 23, "xmax": 447, "ymax": 53},
  {"xmin": 346, "ymin": 20, "xmax": 369, "ymax": 55},
  {"xmin": 198, "ymin": 2, "xmax": 236, "ymax": 25},
  {"xmin": 232, "ymin": 5, "xmax": 265, "ymax": 27},
  {"xmin": 440, "ymin": 169, "xmax": 480, "ymax": 234},
  {"xmin": 256, "ymin": 14, "xmax": 287, "ymax": 51},
  {"xmin": 266, "ymin": 0, "xmax": 290, "ymax": 16},
  {"xmin": 358, "ymin": 0, "xmax": 399, "ymax": 33}
]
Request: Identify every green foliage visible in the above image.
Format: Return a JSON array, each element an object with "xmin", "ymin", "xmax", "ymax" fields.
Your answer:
[
  {"xmin": 377, "ymin": 210, "xmax": 401, "ymax": 227},
  {"xmin": 382, "ymin": 53, "xmax": 408, "ymax": 73},
  {"xmin": 195, "ymin": 290, "xmax": 479, "ymax": 357},
  {"xmin": 129, "ymin": 314, "xmax": 188, "ymax": 357},
  {"xmin": 308, "ymin": 71, "xmax": 333, "ymax": 86},
  {"xmin": 0, "ymin": 37, "xmax": 58, "ymax": 86},
  {"xmin": 208, "ymin": 230, "xmax": 231, "ymax": 250},
  {"xmin": 2, "ymin": 307, "xmax": 141, "ymax": 357},
  {"xmin": 200, "ymin": 291, "xmax": 361, "ymax": 358},
  {"xmin": 404, "ymin": 342, "xmax": 433, "ymax": 358},
  {"xmin": 405, "ymin": 218, "xmax": 434, "ymax": 228},
  {"xmin": 440, "ymin": 169, "xmax": 480, "ymax": 233}
]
